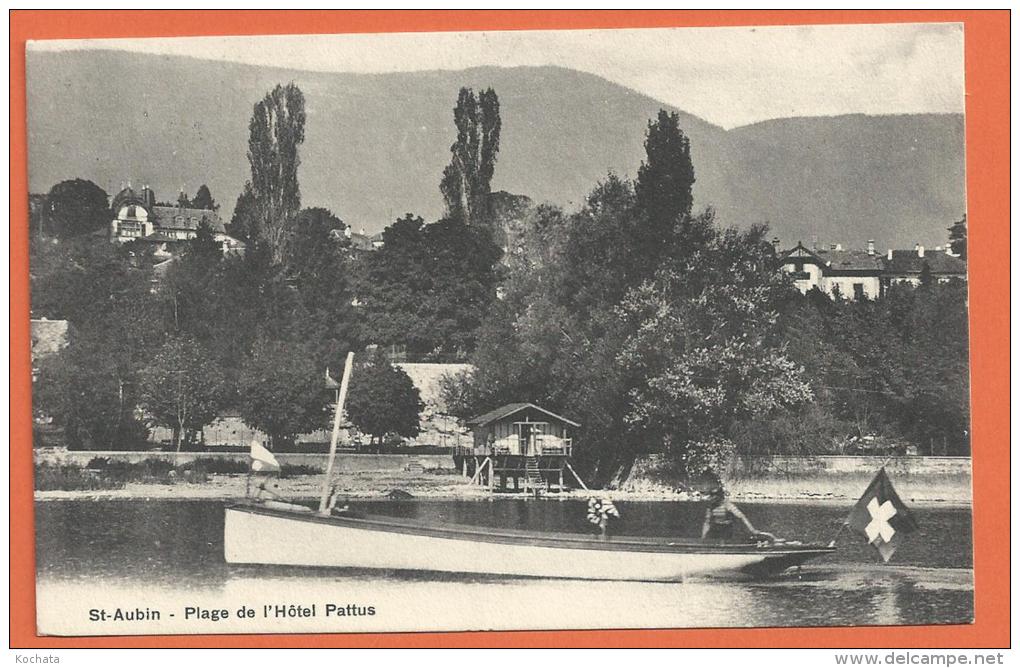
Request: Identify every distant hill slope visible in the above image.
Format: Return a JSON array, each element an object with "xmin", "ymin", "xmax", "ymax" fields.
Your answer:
[{"xmin": 26, "ymin": 49, "xmax": 964, "ymax": 248}]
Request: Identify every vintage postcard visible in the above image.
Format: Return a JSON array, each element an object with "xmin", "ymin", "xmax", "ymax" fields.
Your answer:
[{"xmin": 25, "ymin": 20, "xmax": 976, "ymax": 638}]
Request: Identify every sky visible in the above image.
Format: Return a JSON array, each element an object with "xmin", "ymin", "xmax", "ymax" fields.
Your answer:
[{"xmin": 29, "ymin": 22, "xmax": 964, "ymax": 128}]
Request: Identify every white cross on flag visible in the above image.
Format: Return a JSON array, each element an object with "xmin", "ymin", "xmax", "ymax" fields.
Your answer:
[{"xmin": 848, "ymin": 468, "xmax": 919, "ymax": 562}]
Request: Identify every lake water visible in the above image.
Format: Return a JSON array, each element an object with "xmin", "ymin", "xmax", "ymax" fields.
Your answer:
[{"xmin": 34, "ymin": 498, "xmax": 973, "ymax": 635}]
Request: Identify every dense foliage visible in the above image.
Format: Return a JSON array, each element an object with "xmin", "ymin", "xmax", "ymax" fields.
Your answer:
[
  {"xmin": 346, "ymin": 350, "xmax": 424, "ymax": 444},
  {"xmin": 354, "ymin": 214, "xmax": 502, "ymax": 359},
  {"xmin": 237, "ymin": 337, "xmax": 329, "ymax": 448},
  {"xmin": 29, "ymin": 80, "xmax": 970, "ymax": 471},
  {"xmin": 138, "ymin": 337, "xmax": 230, "ymax": 452},
  {"xmin": 40, "ymin": 179, "xmax": 110, "ymax": 238}
]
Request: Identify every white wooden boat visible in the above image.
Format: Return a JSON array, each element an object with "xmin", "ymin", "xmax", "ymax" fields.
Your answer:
[
  {"xmin": 224, "ymin": 502, "xmax": 835, "ymax": 580},
  {"xmin": 228, "ymin": 353, "xmax": 833, "ymax": 580}
]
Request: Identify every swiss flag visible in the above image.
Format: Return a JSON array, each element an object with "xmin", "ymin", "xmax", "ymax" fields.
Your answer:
[{"xmin": 848, "ymin": 468, "xmax": 919, "ymax": 562}]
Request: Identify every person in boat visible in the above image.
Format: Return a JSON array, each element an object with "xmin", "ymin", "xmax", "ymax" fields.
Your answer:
[{"xmin": 701, "ymin": 486, "xmax": 776, "ymax": 543}]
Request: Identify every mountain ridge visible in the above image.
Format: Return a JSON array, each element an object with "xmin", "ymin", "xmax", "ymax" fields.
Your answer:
[{"xmin": 26, "ymin": 49, "xmax": 965, "ymax": 248}]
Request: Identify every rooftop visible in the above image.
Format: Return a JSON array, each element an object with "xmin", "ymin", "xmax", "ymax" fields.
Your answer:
[
  {"xmin": 151, "ymin": 206, "xmax": 226, "ymax": 234},
  {"xmin": 884, "ymin": 249, "xmax": 967, "ymax": 275},
  {"xmin": 467, "ymin": 402, "xmax": 580, "ymax": 428}
]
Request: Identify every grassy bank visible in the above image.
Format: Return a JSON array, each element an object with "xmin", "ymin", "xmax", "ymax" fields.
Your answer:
[{"xmin": 34, "ymin": 458, "xmax": 321, "ymax": 492}]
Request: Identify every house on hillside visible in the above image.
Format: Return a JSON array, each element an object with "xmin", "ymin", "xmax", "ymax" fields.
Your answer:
[
  {"xmin": 781, "ymin": 241, "xmax": 885, "ymax": 300},
  {"xmin": 883, "ymin": 245, "xmax": 968, "ymax": 286},
  {"xmin": 345, "ymin": 227, "xmax": 384, "ymax": 253},
  {"xmin": 780, "ymin": 238, "xmax": 967, "ymax": 300},
  {"xmin": 109, "ymin": 184, "xmax": 244, "ymax": 256}
]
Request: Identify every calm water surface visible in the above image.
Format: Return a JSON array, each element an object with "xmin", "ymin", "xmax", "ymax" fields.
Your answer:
[{"xmin": 35, "ymin": 498, "xmax": 973, "ymax": 630}]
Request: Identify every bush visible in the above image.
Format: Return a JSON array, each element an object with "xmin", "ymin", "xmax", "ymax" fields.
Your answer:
[
  {"xmin": 185, "ymin": 458, "xmax": 249, "ymax": 475},
  {"xmin": 34, "ymin": 464, "xmax": 125, "ymax": 491},
  {"xmin": 280, "ymin": 464, "xmax": 321, "ymax": 477}
]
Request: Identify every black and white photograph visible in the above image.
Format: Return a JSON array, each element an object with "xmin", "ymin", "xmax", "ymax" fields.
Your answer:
[{"xmin": 27, "ymin": 23, "xmax": 973, "ymax": 636}]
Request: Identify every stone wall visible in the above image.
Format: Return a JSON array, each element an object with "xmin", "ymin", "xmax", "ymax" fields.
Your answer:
[
  {"xmin": 34, "ymin": 450, "xmax": 452, "ymax": 473},
  {"xmin": 619, "ymin": 454, "xmax": 972, "ymax": 503}
]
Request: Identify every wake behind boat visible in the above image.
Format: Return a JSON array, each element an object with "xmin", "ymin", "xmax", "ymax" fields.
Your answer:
[{"xmin": 223, "ymin": 501, "xmax": 835, "ymax": 580}]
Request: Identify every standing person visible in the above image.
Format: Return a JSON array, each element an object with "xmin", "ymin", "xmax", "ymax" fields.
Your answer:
[{"xmin": 701, "ymin": 486, "xmax": 775, "ymax": 543}]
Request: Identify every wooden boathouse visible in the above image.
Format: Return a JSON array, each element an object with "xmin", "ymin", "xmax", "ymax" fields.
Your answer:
[{"xmin": 453, "ymin": 403, "xmax": 588, "ymax": 493}]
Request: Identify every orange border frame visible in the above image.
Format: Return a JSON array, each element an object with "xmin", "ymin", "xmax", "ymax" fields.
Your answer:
[{"xmin": 9, "ymin": 10, "xmax": 1009, "ymax": 648}]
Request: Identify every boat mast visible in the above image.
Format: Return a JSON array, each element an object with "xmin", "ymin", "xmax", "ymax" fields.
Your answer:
[{"xmin": 318, "ymin": 351, "xmax": 355, "ymax": 514}]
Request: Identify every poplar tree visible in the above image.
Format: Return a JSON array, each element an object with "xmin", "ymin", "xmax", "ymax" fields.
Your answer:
[
  {"xmin": 440, "ymin": 87, "xmax": 501, "ymax": 226},
  {"xmin": 246, "ymin": 83, "xmax": 306, "ymax": 265}
]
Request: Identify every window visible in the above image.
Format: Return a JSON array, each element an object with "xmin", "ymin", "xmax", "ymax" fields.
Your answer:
[{"xmin": 853, "ymin": 283, "xmax": 866, "ymax": 300}]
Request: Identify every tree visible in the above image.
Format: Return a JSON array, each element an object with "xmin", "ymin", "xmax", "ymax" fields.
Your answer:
[
  {"xmin": 633, "ymin": 109, "xmax": 707, "ymax": 271},
  {"xmin": 288, "ymin": 207, "xmax": 359, "ymax": 368},
  {"xmin": 247, "ymin": 83, "xmax": 307, "ymax": 264},
  {"xmin": 555, "ymin": 173, "xmax": 641, "ymax": 317},
  {"xmin": 617, "ymin": 226, "xmax": 813, "ymax": 475},
  {"xmin": 42, "ymin": 179, "xmax": 110, "ymax": 238},
  {"xmin": 355, "ymin": 214, "xmax": 502, "ymax": 358},
  {"xmin": 139, "ymin": 337, "xmax": 230, "ymax": 452},
  {"xmin": 192, "ymin": 184, "xmax": 217, "ymax": 211},
  {"xmin": 288, "ymin": 207, "xmax": 348, "ymax": 275},
  {"xmin": 237, "ymin": 338, "xmax": 328, "ymax": 448},
  {"xmin": 635, "ymin": 109, "xmax": 695, "ymax": 229},
  {"xmin": 353, "ymin": 214, "xmax": 429, "ymax": 352},
  {"xmin": 346, "ymin": 350, "xmax": 424, "ymax": 444},
  {"xmin": 486, "ymin": 190, "xmax": 534, "ymax": 250},
  {"xmin": 34, "ymin": 330, "xmax": 150, "ymax": 451},
  {"xmin": 440, "ymin": 87, "xmax": 501, "ymax": 226},
  {"xmin": 229, "ymin": 182, "xmax": 258, "ymax": 242},
  {"xmin": 948, "ymin": 214, "xmax": 967, "ymax": 259},
  {"xmin": 30, "ymin": 237, "xmax": 157, "ymax": 333}
]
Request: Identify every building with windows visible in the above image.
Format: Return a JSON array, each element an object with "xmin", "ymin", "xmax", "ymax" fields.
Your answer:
[
  {"xmin": 780, "ymin": 239, "xmax": 967, "ymax": 300},
  {"xmin": 109, "ymin": 184, "xmax": 244, "ymax": 256},
  {"xmin": 883, "ymin": 245, "xmax": 968, "ymax": 286}
]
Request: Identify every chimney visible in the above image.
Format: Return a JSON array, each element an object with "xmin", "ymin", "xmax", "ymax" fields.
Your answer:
[
  {"xmin": 867, "ymin": 239, "xmax": 875, "ymax": 256},
  {"xmin": 812, "ymin": 235, "xmax": 818, "ymax": 250},
  {"xmin": 918, "ymin": 245, "xmax": 925, "ymax": 258},
  {"xmin": 771, "ymin": 237, "xmax": 780, "ymax": 254},
  {"xmin": 887, "ymin": 249, "xmax": 893, "ymax": 261}
]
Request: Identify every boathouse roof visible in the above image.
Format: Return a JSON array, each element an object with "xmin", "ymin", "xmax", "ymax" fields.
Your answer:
[{"xmin": 467, "ymin": 403, "xmax": 580, "ymax": 428}]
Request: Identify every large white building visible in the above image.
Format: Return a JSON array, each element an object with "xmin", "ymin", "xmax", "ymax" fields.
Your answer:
[
  {"xmin": 109, "ymin": 184, "xmax": 244, "ymax": 256},
  {"xmin": 780, "ymin": 240, "xmax": 967, "ymax": 300}
]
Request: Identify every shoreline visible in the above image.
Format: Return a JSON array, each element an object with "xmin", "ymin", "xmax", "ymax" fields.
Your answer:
[{"xmin": 33, "ymin": 472, "xmax": 973, "ymax": 507}]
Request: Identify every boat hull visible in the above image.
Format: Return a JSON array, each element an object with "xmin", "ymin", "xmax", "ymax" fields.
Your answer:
[{"xmin": 224, "ymin": 504, "xmax": 833, "ymax": 581}]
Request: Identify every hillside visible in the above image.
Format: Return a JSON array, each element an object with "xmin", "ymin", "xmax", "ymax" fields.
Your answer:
[{"xmin": 26, "ymin": 49, "xmax": 965, "ymax": 248}]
